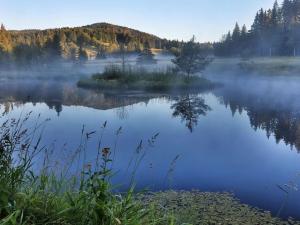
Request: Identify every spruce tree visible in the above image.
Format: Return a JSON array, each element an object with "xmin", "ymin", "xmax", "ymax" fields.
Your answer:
[
  {"xmin": 78, "ymin": 47, "xmax": 88, "ymax": 61},
  {"xmin": 232, "ymin": 23, "xmax": 241, "ymax": 42},
  {"xmin": 282, "ymin": 0, "xmax": 293, "ymax": 26},
  {"xmin": 271, "ymin": 0, "xmax": 281, "ymax": 26},
  {"xmin": 116, "ymin": 33, "xmax": 131, "ymax": 71},
  {"xmin": 96, "ymin": 46, "xmax": 106, "ymax": 59},
  {"xmin": 172, "ymin": 36, "xmax": 212, "ymax": 77},
  {"xmin": 0, "ymin": 24, "xmax": 12, "ymax": 52},
  {"xmin": 136, "ymin": 42, "xmax": 157, "ymax": 65}
]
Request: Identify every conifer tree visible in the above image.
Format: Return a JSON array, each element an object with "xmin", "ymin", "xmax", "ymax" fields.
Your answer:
[
  {"xmin": 172, "ymin": 36, "xmax": 212, "ymax": 77},
  {"xmin": 116, "ymin": 33, "xmax": 131, "ymax": 71},
  {"xmin": 232, "ymin": 23, "xmax": 241, "ymax": 42},
  {"xmin": 78, "ymin": 47, "xmax": 88, "ymax": 61},
  {"xmin": 96, "ymin": 45, "xmax": 106, "ymax": 59},
  {"xmin": 271, "ymin": 0, "xmax": 281, "ymax": 26},
  {"xmin": 136, "ymin": 42, "xmax": 157, "ymax": 65}
]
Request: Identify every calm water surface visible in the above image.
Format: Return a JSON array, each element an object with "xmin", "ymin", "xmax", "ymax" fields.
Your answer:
[{"xmin": 0, "ymin": 76, "xmax": 300, "ymax": 219}]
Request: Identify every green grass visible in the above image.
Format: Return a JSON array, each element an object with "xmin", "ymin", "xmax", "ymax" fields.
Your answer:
[
  {"xmin": 77, "ymin": 65, "xmax": 215, "ymax": 92},
  {"xmin": 0, "ymin": 116, "xmax": 169, "ymax": 225},
  {"xmin": 207, "ymin": 57, "xmax": 300, "ymax": 76},
  {"xmin": 237, "ymin": 57, "xmax": 300, "ymax": 76},
  {"xmin": 0, "ymin": 114, "xmax": 300, "ymax": 225}
]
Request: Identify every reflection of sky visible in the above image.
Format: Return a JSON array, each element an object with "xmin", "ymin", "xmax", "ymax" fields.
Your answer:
[{"xmin": 1, "ymin": 92, "xmax": 300, "ymax": 219}]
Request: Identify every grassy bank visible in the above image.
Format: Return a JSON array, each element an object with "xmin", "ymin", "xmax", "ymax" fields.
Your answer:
[
  {"xmin": 238, "ymin": 57, "xmax": 300, "ymax": 76},
  {"xmin": 77, "ymin": 66, "xmax": 215, "ymax": 92},
  {"xmin": 1, "ymin": 115, "xmax": 299, "ymax": 225},
  {"xmin": 206, "ymin": 57, "xmax": 300, "ymax": 76}
]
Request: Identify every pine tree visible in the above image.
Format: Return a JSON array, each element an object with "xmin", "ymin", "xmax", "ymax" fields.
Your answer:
[
  {"xmin": 78, "ymin": 47, "xmax": 88, "ymax": 61},
  {"xmin": 241, "ymin": 25, "xmax": 247, "ymax": 38},
  {"xmin": 215, "ymin": 0, "xmax": 300, "ymax": 57},
  {"xmin": 136, "ymin": 42, "xmax": 157, "ymax": 65},
  {"xmin": 52, "ymin": 33, "xmax": 62, "ymax": 57},
  {"xmin": 0, "ymin": 24, "xmax": 12, "ymax": 64},
  {"xmin": 282, "ymin": 0, "xmax": 293, "ymax": 26},
  {"xmin": 172, "ymin": 36, "xmax": 212, "ymax": 77},
  {"xmin": 252, "ymin": 12, "xmax": 260, "ymax": 33},
  {"xmin": 232, "ymin": 23, "xmax": 241, "ymax": 42},
  {"xmin": 271, "ymin": 0, "xmax": 281, "ymax": 26},
  {"xmin": 0, "ymin": 24, "xmax": 12, "ymax": 52},
  {"xmin": 116, "ymin": 33, "xmax": 131, "ymax": 71},
  {"xmin": 293, "ymin": 0, "xmax": 300, "ymax": 23},
  {"xmin": 96, "ymin": 45, "xmax": 106, "ymax": 59},
  {"xmin": 240, "ymin": 25, "xmax": 248, "ymax": 52}
]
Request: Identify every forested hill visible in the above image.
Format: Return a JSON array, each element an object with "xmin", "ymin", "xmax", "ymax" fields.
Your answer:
[
  {"xmin": 0, "ymin": 22, "xmax": 181, "ymax": 65},
  {"xmin": 214, "ymin": 0, "xmax": 300, "ymax": 57},
  {"xmin": 10, "ymin": 23, "xmax": 168, "ymax": 53}
]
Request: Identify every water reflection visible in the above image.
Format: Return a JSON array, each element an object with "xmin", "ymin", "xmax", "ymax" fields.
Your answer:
[
  {"xmin": 171, "ymin": 95, "xmax": 211, "ymax": 132},
  {"xmin": 0, "ymin": 79, "xmax": 214, "ymax": 132},
  {"xmin": 1, "ymin": 78, "xmax": 300, "ymax": 218},
  {"xmin": 215, "ymin": 83, "xmax": 300, "ymax": 152},
  {"xmin": 0, "ymin": 80, "xmax": 155, "ymax": 114},
  {"xmin": 1, "ymin": 78, "xmax": 300, "ymax": 151}
]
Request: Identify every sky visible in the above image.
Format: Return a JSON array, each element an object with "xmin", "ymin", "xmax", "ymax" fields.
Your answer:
[{"xmin": 1, "ymin": 0, "xmax": 276, "ymax": 42}]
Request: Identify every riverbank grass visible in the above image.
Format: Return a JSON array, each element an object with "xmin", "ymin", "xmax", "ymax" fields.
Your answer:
[
  {"xmin": 77, "ymin": 65, "xmax": 215, "ymax": 92},
  {"xmin": 1, "ymin": 115, "xmax": 300, "ymax": 225}
]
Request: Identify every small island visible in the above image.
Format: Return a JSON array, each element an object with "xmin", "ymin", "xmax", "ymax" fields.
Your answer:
[
  {"xmin": 78, "ymin": 36, "xmax": 215, "ymax": 92},
  {"xmin": 77, "ymin": 66, "xmax": 215, "ymax": 92}
]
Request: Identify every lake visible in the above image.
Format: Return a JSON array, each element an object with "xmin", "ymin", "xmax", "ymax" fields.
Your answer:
[{"xmin": 1, "ymin": 70, "xmax": 300, "ymax": 219}]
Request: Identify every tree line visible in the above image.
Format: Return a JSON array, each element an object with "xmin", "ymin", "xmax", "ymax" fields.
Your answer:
[
  {"xmin": 214, "ymin": 0, "xmax": 300, "ymax": 57},
  {"xmin": 0, "ymin": 23, "xmax": 182, "ymax": 67}
]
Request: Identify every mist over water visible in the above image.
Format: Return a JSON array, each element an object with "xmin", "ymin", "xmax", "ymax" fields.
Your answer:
[
  {"xmin": 1, "ymin": 56, "xmax": 300, "ymax": 219},
  {"xmin": 0, "ymin": 54, "xmax": 174, "ymax": 80}
]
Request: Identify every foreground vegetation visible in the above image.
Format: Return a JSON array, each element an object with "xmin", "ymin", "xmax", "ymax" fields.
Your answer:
[
  {"xmin": 1, "ymin": 114, "xmax": 300, "ymax": 225},
  {"xmin": 78, "ymin": 66, "xmax": 215, "ymax": 92},
  {"xmin": 143, "ymin": 191, "xmax": 300, "ymax": 225}
]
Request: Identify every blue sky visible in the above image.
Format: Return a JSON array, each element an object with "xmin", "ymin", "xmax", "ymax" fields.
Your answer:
[{"xmin": 1, "ymin": 0, "xmax": 276, "ymax": 42}]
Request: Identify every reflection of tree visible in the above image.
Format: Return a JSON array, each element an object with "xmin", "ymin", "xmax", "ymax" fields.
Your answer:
[
  {"xmin": 248, "ymin": 111, "xmax": 300, "ymax": 151},
  {"xmin": 171, "ymin": 95, "xmax": 211, "ymax": 132},
  {"xmin": 0, "ymin": 81, "xmax": 153, "ymax": 115},
  {"xmin": 116, "ymin": 106, "xmax": 129, "ymax": 120},
  {"xmin": 218, "ymin": 88, "xmax": 300, "ymax": 152}
]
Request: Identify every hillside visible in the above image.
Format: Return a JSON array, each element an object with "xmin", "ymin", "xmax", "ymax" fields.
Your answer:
[{"xmin": 0, "ymin": 22, "xmax": 183, "ymax": 65}]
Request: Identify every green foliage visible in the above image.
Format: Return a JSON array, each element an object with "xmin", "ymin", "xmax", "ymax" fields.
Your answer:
[
  {"xmin": 78, "ymin": 47, "xmax": 88, "ymax": 61},
  {"xmin": 0, "ymin": 24, "xmax": 13, "ymax": 65},
  {"xmin": 2, "ymin": 23, "xmax": 182, "ymax": 65},
  {"xmin": 172, "ymin": 36, "xmax": 213, "ymax": 76},
  {"xmin": 0, "ymin": 117, "xmax": 166, "ymax": 225},
  {"xmin": 78, "ymin": 65, "xmax": 215, "ymax": 92},
  {"xmin": 136, "ymin": 43, "xmax": 157, "ymax": 65},
  {"xmin": 215, "ymin": 0, "xmax": 300, "ymax": 57}
]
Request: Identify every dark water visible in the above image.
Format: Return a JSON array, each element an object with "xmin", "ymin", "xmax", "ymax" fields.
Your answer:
[{"xmin": 1, "ymin": 75, "xmax": 300, "ymax": 219}]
